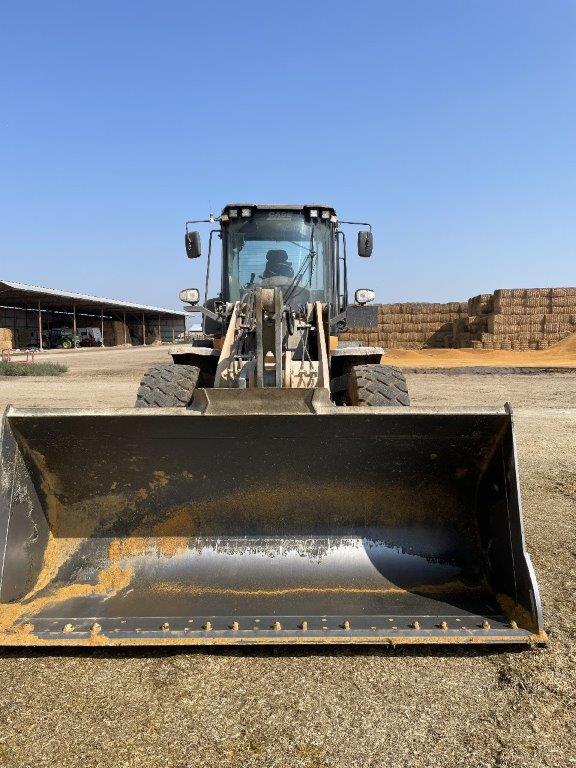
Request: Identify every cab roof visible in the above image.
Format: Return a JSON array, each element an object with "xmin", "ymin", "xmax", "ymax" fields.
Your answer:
[{"xmin": 221, "ymin": 203, "xmax": 336, "ymax": 215}]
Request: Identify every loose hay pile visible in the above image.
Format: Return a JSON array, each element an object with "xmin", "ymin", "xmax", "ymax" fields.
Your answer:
[{"xmin": 341, "ymin": 287, "xmax": 576, "ymax": 350}]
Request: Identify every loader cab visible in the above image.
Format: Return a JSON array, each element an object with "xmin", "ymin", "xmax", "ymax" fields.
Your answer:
[
  {"xmin": 221, "ymin": 204, "xmax": 339, "ymax": 311},
  {"xmin": 184, "ymin": 203, "xmax": 373, "ymax": 331}
]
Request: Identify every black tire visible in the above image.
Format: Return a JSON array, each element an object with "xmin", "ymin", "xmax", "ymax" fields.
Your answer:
[
  {"xmin": 135, "ymin": 364, "xmax": 200, "ymax": 408},
  {"xmin": 347, "ymin": 364, "xmax": 410, "ymax": 407}
]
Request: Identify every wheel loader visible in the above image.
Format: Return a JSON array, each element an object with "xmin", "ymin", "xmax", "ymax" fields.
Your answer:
[{"xmin": 0, "ymin": 203, "xmax": 546, "ymax": 646}]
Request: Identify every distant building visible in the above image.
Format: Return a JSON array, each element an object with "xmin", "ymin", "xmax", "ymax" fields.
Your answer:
[{"xmin": 0, "ymin": 279, "xmax": 186, "ymax": 350}]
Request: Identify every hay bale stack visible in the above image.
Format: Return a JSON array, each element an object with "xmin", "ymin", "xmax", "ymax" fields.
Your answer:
[
  {"xmin": 103, "ymin": 322, "xmax": 115, "ymax": 346},
  {"xmin": 146, "ymin": 325, "xmax": 162, "ymax": 346},
  {"xmin": 341, "ymin": 287, "xmax": 576, "ymax": 350},
  {"xmin": 474, "ymin": 287, "xmax": 576, "ymax": 349},
  {"xmin": 102, "ymin": 320, "xmax": 132, "ymax": 346},
  {"xmin": 468, "ymin": 294, "xmax": 494, "ymax": 316},
  {"xmin": 346, "ymin": 301, "xmax": 468, "ymax": 349},
  {"xmin": 0, "ymin": 328, "xmax": 14, "ymax": 349},
  {"xmin": 112, "ymin": 320, "xmax": 131, "ymax": 345}
]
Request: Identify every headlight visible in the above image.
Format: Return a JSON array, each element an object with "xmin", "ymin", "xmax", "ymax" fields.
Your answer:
[
  {"xmin": 241, "ymin": 208, "xmax": 252, "ymax": 217},
  {"xmin": 179, "ymin": 288, "xmax": 200, "ymax": 305},
  {"xmin": 229, "ymin": 209, "xmax": 238, "ymax": 218},
  {"xmin": 355, "ymin": 288, "xmax": 375, "ymax": 305}
]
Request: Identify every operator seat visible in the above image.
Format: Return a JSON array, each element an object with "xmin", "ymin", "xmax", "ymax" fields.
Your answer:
[{"xmin": 262, "ymin": 250, "xmax": 294, "ymax": 279}]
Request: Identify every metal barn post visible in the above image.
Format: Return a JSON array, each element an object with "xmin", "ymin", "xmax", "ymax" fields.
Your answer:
[{"xmin": 38, "ymin": 300, "xmax": 43, "ymax": 351}]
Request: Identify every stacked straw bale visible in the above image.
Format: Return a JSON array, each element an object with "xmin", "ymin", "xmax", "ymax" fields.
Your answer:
[
  {"xmin": 470, "ymin": 287, "xmax": 576, "ymax": 350},
  {"xmin": 339, "ymin": 287, "xmax": 576, "ymax": 350},
  {"xmin": 468, "ymin": 294, "xmax": 493, "ymax": 316},
  {"xmin": 103, "ymin": 320, "xmax": 131, "ymax": 346},
  {"xmin": 0, "ymin": 328, "xmax": 14, "ymax": 349},
  {"xmin": 340, "ymin": 302, "xmax": 468, "ymax": 349}
]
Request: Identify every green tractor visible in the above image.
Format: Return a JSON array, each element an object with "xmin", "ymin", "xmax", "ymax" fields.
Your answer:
[{"xmin": 48, "ymin": 328, "xmax": 80, "ymax": 349}]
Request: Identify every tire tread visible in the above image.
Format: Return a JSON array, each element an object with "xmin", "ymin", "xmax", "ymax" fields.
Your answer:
[
  {"xmin": 347, "ymin": 364, "xmax": 410, "ymax": 407},
  {"xmin": 135, "ymin": 364, "xmax": 200, "ymax": 408}
]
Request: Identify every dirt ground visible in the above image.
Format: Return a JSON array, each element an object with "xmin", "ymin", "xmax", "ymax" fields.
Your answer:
[
  {"xmin": 386, "ymin": 330, "xmax": 576, "ymax": 368},
  {"xmin": 0, "ymin": 347, "xmax": 575, "ymax": 768},
  {"xmin": 0, "ymin": 346, "xmax": 169, "ymax": 410},
  {"xmin": 0, "ymin": 340, "xmax": 575, "ymax": 410}
]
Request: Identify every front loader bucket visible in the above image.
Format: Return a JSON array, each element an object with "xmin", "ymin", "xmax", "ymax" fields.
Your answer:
[{"xmin": 0, "ymin": 403, "xmax": 545, "ymax": 646}]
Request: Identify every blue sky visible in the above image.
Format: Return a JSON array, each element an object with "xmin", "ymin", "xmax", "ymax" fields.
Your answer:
[{"xmin": 1, "ymin": 1, "xmax": 575, "ymax": 309}]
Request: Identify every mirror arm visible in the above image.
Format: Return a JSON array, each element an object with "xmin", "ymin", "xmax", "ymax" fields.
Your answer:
[
  {"xmin": 185, "ymin": 305, "xmax": 221, "ymax": 324},
  {"xmin": 185, "ymin": 218, "xmax": 220, "ymax": 231},
  {"xmin": 338, "ymin": 220, "xmax": 372, "ymax": 232}
]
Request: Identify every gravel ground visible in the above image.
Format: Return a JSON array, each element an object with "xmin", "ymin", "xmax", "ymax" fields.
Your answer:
[{"xmin": 0, "ymin": 352, "xmax": 574, "ymax": 767}]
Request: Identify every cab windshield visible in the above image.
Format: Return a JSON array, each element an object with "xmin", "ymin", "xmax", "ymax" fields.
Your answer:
[{"xmin": 224, "ymin": 211, "xmax": 331, "ymax": 305}]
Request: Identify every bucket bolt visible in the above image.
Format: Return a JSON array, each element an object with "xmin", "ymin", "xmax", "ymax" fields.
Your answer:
[
  {"xmin": 90, "ymin": 622, "xmax": 102, "ymax": 635},
  {"xmin": 273, "ymin": 621, "xmax": 282, "ymax": 631},
  {"xmin": 231, "ymin": 621, "xmax": 239, "ymax": 631},
  {"xmin": 481, "ymin": 620, "xmax": 491, "ymax": 630},
  {"xmin": 203, "ymin": 621, "xmax": 213, "ymax": 631},
  {"xmin": 342, "ymin": 620, "xmax": 350, "ymax": 631},
  {"xmin": 411, "ymin": 621, "xmax": 421, "ymax": 630},
  {"xmin": 63, "ymin": 623, "xmax": 75, "ymax": 633},
  {"xmin": 509, "ymin": 620, "xmax": 518, "ymax": 630},
  {"xmin": 300, "ymin": 621, "xmax": 308, "ymax": 631},
  {"xmin": 161, "ymin": 622, "xmax": 170, "ymax": 631},
  {"xmin": 439, "ymin": 621, "xmax": 448, "ymax": 630}
]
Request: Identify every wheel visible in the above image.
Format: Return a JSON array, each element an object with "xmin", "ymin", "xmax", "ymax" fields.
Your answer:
[
  {"xmin": 346, "ymin": 364, "xmax": 410, "ymax": 407},
  {"xmin": 61, "ymin": 339, "xmax": 72, "ymax": 349},
  {"xmin": 135, "ymin": 364, "xmax": 200, "ymax": 408}
]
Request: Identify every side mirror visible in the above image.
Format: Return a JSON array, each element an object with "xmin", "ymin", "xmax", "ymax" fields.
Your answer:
[
  {"xmin": 179, "ymin": 288, "xmax": 200, "ymax": 305},
  {"xmin": 185, "ymin": 231, "xmax": 201, "ymax": 259},
  {"xmin": 357, "ymin": 231, "xmax": 373, "ymax": 257}
]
